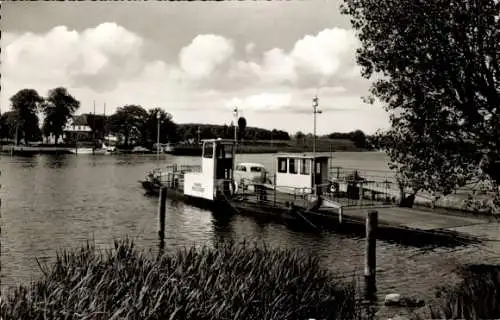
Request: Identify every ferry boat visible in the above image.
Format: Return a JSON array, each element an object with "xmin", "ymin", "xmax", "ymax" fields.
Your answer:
[{"xmin": 139, "ymin": 138, "xmax": 345, "ymax": 229}]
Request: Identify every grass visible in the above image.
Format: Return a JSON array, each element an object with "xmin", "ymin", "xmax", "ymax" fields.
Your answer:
[
  {"xmin": 1, "ymin": 239, "xmax": 363, "ymax": 320},
  {"xmin": 413, "ymin": 264, "xmax": 500, "ymax": 319}
]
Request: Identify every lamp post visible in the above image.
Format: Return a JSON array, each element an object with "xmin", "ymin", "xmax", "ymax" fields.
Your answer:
[
  {"xmin": 233, "ymin": 107, "xmax": 238, "ymax": 143},
  {"xmin": 156, "ymin": 112, "xmax": 161, "ymax": 162},
  {"xmin": 312, "ymin": 95, "xmax": 322, "ymax": 194}
]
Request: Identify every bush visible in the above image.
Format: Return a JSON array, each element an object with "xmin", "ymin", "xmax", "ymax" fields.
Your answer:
[
  {"xmin": 1, "ymin": 239, "xmax": 362, "ymax": 320},
  {"xmin": 414, "ymin": 264, "xmax": 500, "ymax": 319}
]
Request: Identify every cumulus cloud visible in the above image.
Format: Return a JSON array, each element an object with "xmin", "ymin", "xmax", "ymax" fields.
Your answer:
[
  {"xmin": 4, "ymin": 23, "xmax": 145, "ymax": 92},
  {"xmin": 225, "ymin": 92, "xmax": 293, "ymax": 112},
  {"xmin": 228, "ymin": 27, "xmax": 359, "ymax": 89},
  {"xmin": 2, "ymin": 22, "xmax": 382, "ymax": 133},
  {"xmin": 179, "ymin": 34, "xmax": 234, "ymax": 80}
]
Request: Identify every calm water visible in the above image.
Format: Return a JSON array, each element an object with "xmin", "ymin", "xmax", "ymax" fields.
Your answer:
[{"xmin": 2, "ymin": 152, "xmax": 499, "ymax": 316}]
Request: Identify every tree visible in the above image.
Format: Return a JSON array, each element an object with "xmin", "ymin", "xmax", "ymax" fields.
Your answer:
[
  {"xmin": 10, "ymin": 89, "xmax": 44, "ymax": 144},
  {"xmin": 237, "ymin": 117, "xmax": 247, "ymax": 141},
  {"xmin": 84, "ymin": 114, "xmax": 109, "ymax": 140},
  {"xmin": 0, "ymin": 111, "xmax": 19, "ymax": 141},
  {"xmin": 41, "ymin": 87, "xmax": 80, "ymax": 144},
  {"xmin": 294, "ymin": 131, "xmax": 305, "ymax": 140},
  {"xmin": 350, "ymin": 130, "xmax": 366, "ymax": 149},
  {"xmin": 142, "ymin": 108, "xmax": 179, "ymax": 147},
  {"xmin": 341, "ymin": 0, "xmax": 500, "ymax": 203},
  {"xmin": 108, "ymin": 105, "xmax": 148, "ymax": 147}
]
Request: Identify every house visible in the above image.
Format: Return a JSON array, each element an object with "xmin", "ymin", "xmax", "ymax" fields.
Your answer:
[{"xmin": 63, "ymin": 115, "xmax": 93, "ymax": 144}]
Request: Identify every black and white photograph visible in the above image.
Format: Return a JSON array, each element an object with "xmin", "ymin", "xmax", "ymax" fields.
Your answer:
[{"xmin": 1, "ymin": 0, "xmax": 499, "ymax": 319}]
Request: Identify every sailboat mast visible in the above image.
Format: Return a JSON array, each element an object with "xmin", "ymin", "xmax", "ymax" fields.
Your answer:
[{"xmin": 93, "ymin": 100, "xmax": 96, "ymax": 154}]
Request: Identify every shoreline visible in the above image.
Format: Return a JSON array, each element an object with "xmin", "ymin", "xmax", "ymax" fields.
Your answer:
[{"xmin": 0, "ymin": 142, "xmax": 370, "ymax": 156}]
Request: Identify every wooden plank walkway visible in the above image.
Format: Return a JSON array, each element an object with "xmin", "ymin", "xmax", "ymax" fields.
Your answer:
[{"xmin": 343, "ymin": 206, "xmax": 490, "ymax": 231}]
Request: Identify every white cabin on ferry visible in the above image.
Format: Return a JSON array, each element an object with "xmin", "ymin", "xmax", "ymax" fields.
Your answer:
[
  {"xmin": 183, "ymin": 139, "xmax": 235, "ymax": 201},
  {"xmin": 275, "ymin": 153, "xmax": 330, "ymax": 195}
]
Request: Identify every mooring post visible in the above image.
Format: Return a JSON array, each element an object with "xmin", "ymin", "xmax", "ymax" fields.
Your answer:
[
  {"xmin": 158, "ymin": 186, "xmax": 167, "ymax": 241},
  {"xmin": 338, "ymin": 206, "xmax": 343, "ymax": 224},
  {"xmin": 359, "ymin": 181, "xmax": 364, "ymax": 207},
  {"xmin": 273, "ymin": 184, "xmax": 277, "ymax": 207},
  {"xmin": 365, "ymin": 210, "xmax": 378, "ymax": 298}
]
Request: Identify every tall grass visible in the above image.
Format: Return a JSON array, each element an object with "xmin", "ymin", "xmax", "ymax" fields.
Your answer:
[
  {"xmin": 414, "ymin": 264, "xmax": 500, "ymax": 319},
  {"xmin": 1, "ymin": 239, "xmax": 362, "ymax": 320}
]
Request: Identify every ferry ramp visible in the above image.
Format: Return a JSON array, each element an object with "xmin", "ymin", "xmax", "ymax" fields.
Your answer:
[{"xmin": 341, "ymin": 206, "xmax": 490, "ymax": 231}]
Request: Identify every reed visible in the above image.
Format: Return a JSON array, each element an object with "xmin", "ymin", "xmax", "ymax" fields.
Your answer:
[
  {"xmin": 414, "ymin": 264, "xmax": 500, "ymax": 319},
  {"xmin": 1, "ymin": 239, "xmax": 363, "ymax": 320}
]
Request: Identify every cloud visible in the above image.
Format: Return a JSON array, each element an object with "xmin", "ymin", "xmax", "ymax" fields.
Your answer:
[
  {"xmin": 224, "ymin": 92, "xmax": 293, "ymax": 112},
  {"xmin": 179, "ymin": 34, "xmax": 234, "ymax": 80},
  {"xmin": 3, "ymin": 23, "xmax": 145, "ymax": 92},
  {"xmin": 227, "ymin": 27, "xmax": 359, "ymax": 89},
  {"xmin": 245, "ymin": 42, "xmax": 256, "ymax": 54},
  {"xmin": 2, "ymin": 22, "xmax": 386, "ymax": 134}
]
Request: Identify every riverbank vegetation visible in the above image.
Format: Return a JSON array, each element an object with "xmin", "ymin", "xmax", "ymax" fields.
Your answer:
[
  {"xmin": 0, "ymin": 239, "xmax": 361, "ymax": 320},
  {"xmin": 414, "ymin": 264, "xmax": 500, "ymax": 319},
  {"xmin": 341, "ymin": 0, "xmax": 500, "ymax": 208},
  {"xmin": 2, "ymin": 239, "xmax": 500, "ymax": 319}
]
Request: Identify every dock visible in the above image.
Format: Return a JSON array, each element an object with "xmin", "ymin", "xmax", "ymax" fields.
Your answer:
[{"xmin": 342, "ymin": 205, "xmax": 491, "ymax": 231}]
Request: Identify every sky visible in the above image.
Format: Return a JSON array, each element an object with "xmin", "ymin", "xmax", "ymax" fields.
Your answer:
[{"xmin": 1, "ymin": 1, "xmax": 390, "ymax": 135}]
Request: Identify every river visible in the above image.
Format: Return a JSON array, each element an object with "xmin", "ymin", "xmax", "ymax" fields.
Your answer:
[{"xmin": 1, "ymin": 152, "xmax": 499, "ymax": 317}]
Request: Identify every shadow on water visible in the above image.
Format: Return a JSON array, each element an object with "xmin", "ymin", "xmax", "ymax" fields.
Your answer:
[{"xmin": 39, "ymin": 154, "xmax": 74, "ymax": 169}]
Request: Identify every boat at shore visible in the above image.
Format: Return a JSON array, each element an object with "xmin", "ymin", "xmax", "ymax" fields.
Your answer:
[
  {"xmin": 68, "ymin": 142, "xmax": 115, "ymax": 155},
  {"xmin": 139, "ymin": 138, "xmax": 337, "ymax": 228},
  {"xmin": 138, "ymin": 138, "xmax": 482, "ymax": 245}
]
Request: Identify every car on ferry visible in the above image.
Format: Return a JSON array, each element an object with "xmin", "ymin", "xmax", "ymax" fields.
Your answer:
[{"xmin": 234, "ymin": 162, "xmax": 271, "ymax": 192}]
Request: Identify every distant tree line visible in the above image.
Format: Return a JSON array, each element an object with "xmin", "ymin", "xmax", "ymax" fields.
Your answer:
[
  {"xmin": 0, "ymin": 88, "xmax": 292, "ymax": 149},
  {"xmin": 177, "ymin": 123, "xmax": 290, "ymax": 143},
  {"xmin": 293, "ymin": 129, "xmax": 373, "ymax": 149}
]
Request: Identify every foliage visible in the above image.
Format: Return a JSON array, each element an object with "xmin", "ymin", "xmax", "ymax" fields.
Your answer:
[
  {"xmin": 341, "ymin": 0, "xmax": 500, "ymax": 195},
  {"xmin": 176, "ymin": 123, "xmax": 290, "ymax": 142},
  {"xmin": 0, "ymin": 111, "xmax": 20, "ymax": 141},
  {"xmin": 349, "ymin": 130, "xmax": 366, "ymax": 149},
  {"xmin": 415, "ymin": 264, "xmax": 500, "ymax": 319},
  {"xmin": 295, "ymin": 131, "xmax": 306, "ymax": 140},
  {"xmin": 108, "ymin": 105, "xmax": 148, "ymax": 146},
  {"xmin": 83, "ymin": 114, "xmax": 109, "ymax": 139},
  {"xmin": 9, "ymin": 89, "xmax": 44, "ymax": 143},
  {"xmin": 237, "ymin": 116, "xmax": 247, "ymax": 140},
  {"xmin": 41, "ymin": 87, "xmax": 80, "ymax": 144},
  {"xmin": 325, "ymin": 130, "xmax": 369, "ymax": 149},
  {"xmin": 142, "ymin": 108, "xmax": 179, "ymax": 146},
  {"xmin": 1, "ymin": 239, "xmax": 362, "ymax": 320}
]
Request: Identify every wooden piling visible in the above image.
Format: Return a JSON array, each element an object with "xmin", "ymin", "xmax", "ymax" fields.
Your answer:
[
  {"xmin": 359, "ymin": 182, "xmax": 364, "ymax": 207},
  {"xmin": 364, "ymin": 210, "xmax": 378, "ymax": 297},
  {"xmin": 158, "ymin": 186, "xmax": 167, "ymax": 240}
]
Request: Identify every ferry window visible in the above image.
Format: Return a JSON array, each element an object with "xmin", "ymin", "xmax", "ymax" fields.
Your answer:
[
  {"xmin": 250, "ymin": 167, "xmax": 262, "ymax": 172},
  {"xmin": 289, "ymin": 158, "xmax": 297, "ymax": 174},
  {"xmin": 278, "ymin": 158, "xmax": 287, "ymax": 173},
  {"xmin": 203, "ymin": 143, "xmax": 213, "ymax": 158},
  {"xmin": 301, "ymin": 159, "xmax": 310, "ymax": 175},
  {"xmin": 236, "ymin": 165, "xmax": 246, "ymax": 171},
  {"xmin": 316, "ymin": 161, "xmax": 321, "ymax": 174}
]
